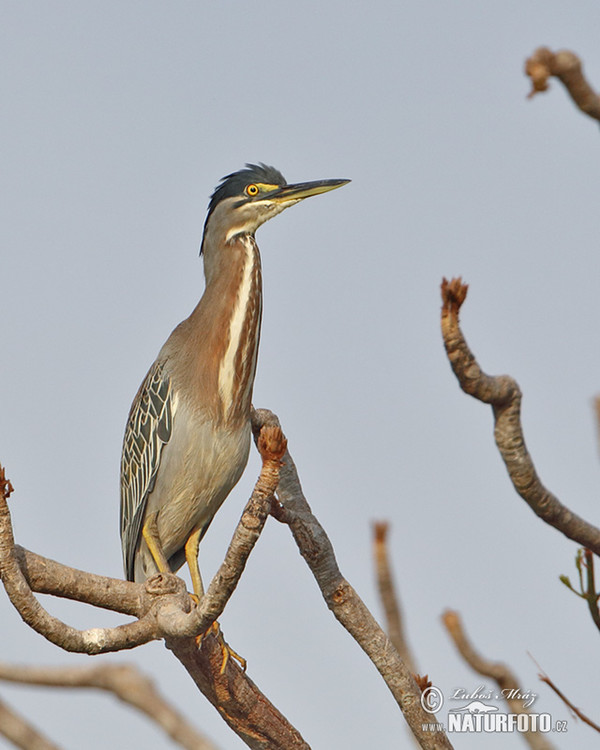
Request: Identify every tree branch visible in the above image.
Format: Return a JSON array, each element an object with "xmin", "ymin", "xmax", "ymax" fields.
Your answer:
[
  {"xmin": 252, "ymin": 408, "xmax": 453, "ymax": 750},
  {"xmin": 0, "ymin": 662, "xmax": 217, "ymax": 750},
  {"xmin": 167, "ymin": 636, "xmax": 309, "ymax": 750},
  {"xmin": 0, "ymin": 694, "xmax": 62, "ymax": 750},
  {"xmin": 440, "ymin": 277, "xmax": 600, "ymax": 556},
  {"xmin": 525, "ymin": 47, "xmax": 600, "ymax": 122},
  {"xmin": 536, "ymin": 666, "xmax": 600, "ymax": 734},
  {"xmin": 372, "ymin": 521, "xmax": 417, "ymax": 674},
  {"xmin": 442, "ymin": 610, "xmax": 554, "ymax": 750}
]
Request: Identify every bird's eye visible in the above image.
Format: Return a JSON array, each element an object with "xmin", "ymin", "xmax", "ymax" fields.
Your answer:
[{"xmin": 246, "ymin": 184, "xmax": 259, "ymax": 196}]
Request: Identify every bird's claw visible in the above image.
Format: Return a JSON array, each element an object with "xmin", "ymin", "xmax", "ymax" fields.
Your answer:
[{"xmin": 195, "ymin": 621, "xmax": 247, "ymax": 674}]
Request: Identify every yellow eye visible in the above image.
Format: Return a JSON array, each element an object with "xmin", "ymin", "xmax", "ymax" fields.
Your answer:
[{"xmin": 246, "ymin": 184, "xmax": 259, "ymax": 196}]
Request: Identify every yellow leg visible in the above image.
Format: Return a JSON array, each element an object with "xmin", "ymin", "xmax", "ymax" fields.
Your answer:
[
  {"xmin": 142, "ymin": 512, "xmax": 170, "ymax": 573},
  {"xmin": 184, "ymin": 528, "xmax": 246, "ymax": 673},
  {"xmin": 185, "ymin": 526, "xmax": 204, "ymax": 600}
]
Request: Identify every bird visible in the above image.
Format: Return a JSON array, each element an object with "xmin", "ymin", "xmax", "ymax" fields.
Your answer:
[{"xmin": 120, "ymin": 163, "xmax": 349, "ymax": 603}]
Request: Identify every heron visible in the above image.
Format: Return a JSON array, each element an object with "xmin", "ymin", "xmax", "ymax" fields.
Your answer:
[{"xmin": 120, "ymin": 164, "xmax": 349, "ymax": 607}]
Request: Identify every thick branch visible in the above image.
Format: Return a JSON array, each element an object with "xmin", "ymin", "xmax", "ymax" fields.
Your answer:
[
  {"xmin": 525, "ymin": 47, "xmax": 600, "ymax": 121},
  {"xmin": 440, "ymin": 278, "xmax": 600, "ymax": 556},
  {"xmin": 0, "ymin": 662, "xmax": 217, "ymax": 750},
  {"xmin": 168, "ymin": 636, "xmax": 309, "ymax": 750},
  {"xmin": 372, "ymin": 522, "xmax": 417, "ymax": 674},
  {"xmin": 252, "ymin": 409, "xmax": 453, "ymax": 750},
  {"xmin": 0, "ymin": 694, "xmax": 62, "ymax": 750},
  {"xmin": 442, "ymin": 611, "xmax": 554, "ymax": 750},
  {"xmin": 14, "ymin": 546, "xmax": 143, "ymax": 616}
]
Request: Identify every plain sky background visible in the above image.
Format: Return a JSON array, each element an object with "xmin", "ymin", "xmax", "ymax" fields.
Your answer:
[{"xmin": 2, "ymin": 3, "xmax": 600, "ymax": 749}]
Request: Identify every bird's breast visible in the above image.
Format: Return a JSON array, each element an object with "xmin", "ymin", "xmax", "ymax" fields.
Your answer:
[{"xmin": 149, "ymin": 401, "xmax": 252, "ymax": 559}]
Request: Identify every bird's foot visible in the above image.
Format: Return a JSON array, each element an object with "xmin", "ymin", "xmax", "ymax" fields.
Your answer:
[{"xmin": 195, "ymin": 621, "xmax": 247, "ymax": 674}]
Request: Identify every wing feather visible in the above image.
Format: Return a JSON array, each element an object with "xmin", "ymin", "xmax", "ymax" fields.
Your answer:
[{"xmin": 120, "ymin": 361, "xmax": 173, "ymax": 580}]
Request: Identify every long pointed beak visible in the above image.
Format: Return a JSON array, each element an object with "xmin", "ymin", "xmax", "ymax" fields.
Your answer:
[{"xmin": 268, "ymin": 178, "xmax": 350, "ymax": 203}]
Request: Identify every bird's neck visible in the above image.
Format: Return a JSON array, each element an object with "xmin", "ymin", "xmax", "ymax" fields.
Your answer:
[{"xmin": 195, "ymin": 234, "xmax": 263, "ymax": 423}]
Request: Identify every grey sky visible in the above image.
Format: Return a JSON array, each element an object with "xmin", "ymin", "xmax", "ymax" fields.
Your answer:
[{"xmin": 2, "ymin": 2, "xmax": 600, "ymax": 748}]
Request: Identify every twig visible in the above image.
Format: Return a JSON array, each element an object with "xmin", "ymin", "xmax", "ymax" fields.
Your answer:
[
  {"xmin": 440, "ymin": 278, "xmax": 600, "ymax": 556},
  {"xmin": 582, "ymin": 549, "xmax": 600, "ymax": 631},
  {"xmin": 0, "ymin": 694, "xmax": 62, "ymax": 750},
  {"xmin": 535, "ymin": 662, "xmax": 600, "ymax": 734},
  {"xmin": 442, "ymin": 610, "xmax": 554, "ymax": 750},
  {"xmin": 372, "ymin": 522, "xmax": 416, "ymax": 674},
  {"xmin": 252, "ymin": 408, "xmax": 453, "ymax": 750},
  {"xmin": 560, "ymin": 549, "xmax": 600, "ymax": 633},
  {"xmin": 0, "ymin": 662, "xmax": 217, "ymax": 750},
  {"xmin": 525, "ymin": 47, "xmax": 600, "ymax": 122}
]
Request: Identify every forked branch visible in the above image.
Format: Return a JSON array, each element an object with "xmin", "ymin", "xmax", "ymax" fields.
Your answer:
[{"xmin": 1, "ymin": 412, "xmax": 454, "ymax": 750}]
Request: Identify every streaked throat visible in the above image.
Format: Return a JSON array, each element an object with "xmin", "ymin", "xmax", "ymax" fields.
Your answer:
[{"xmin": 218, "ymin": 236, "xmax": 262, "ymax": 420}]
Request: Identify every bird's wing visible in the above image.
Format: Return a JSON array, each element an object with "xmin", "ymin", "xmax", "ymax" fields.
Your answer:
[{"xmin": 120, "ymin": 360, "xmax": 174, "ymax": 580}]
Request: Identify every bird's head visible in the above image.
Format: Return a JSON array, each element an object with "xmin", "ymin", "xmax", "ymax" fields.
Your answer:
[{"xmin": 201, "ymin": 163, "xmax": 349, "ymax": 254}]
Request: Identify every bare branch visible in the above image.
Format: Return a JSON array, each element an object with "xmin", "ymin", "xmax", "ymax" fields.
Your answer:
[
  {"xmin": 440, "ymin": 278, "xmax": 600, "ymax": 556},
  {"xmin": 525, "ymin": 47, "xmax": 600, "ymax": 122},
  {"xmin": 442, "ymin": 610, "xmax": 554, "ymax": 750},
  {"xmin": 252, "ymin": 408, "xmax": 453, "ymax": 750},
  {"xmin": 372, "ymin": 522, "xmax": 417, "ymax": 674},
  {"xmin": 0, "ymin": 694, "xmax": 62, "ymax": 750},
  {"xmin": 195, "ymin": 424, "xmax": 287, "ymax": 629},
  {"xmin": 0, "ymin": 662, "xmax": 217, "ymax": 750},
  {"xmin": 14, "ymin": 546, "xmax": 143, "ymax": 615},
  {"xmin": 536, "ymin": 663, "xmax": 600, "ymax": 734}
]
